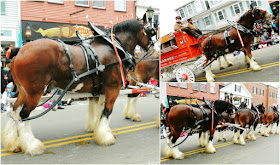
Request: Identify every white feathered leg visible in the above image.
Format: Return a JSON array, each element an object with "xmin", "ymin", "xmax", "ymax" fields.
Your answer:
[
  {"xmin": 222, "ymin": 130, "xmax": 227, "ymax": 141},
  {"xmin": 1, "ymin": 109, "xmax": 21, "ymax": 153},
  {"xmin": 218, "ymin": 57, "xmax": 225, "ymax": 70},
  {"xmin": 268, "ymin": 124, "xmax": 274, "ymax": 134},
  {"xmin": 223, "ymin": 55, "xmax": 233, "ymax": 67},
  {"xmin": 205, "ymin": 139, "xmax": 216, "ymax": 153},
  {"xmin": 232, "ymin": 131, "xmax": 238, "ymax": 144},
  {"xmin": 238, "ymin": 131, "xmax": 246, "ymax": 145},
  {"xmin": 18, "ymin": 121, "xmax": 45, "ymax": 156},
  {"xmin": 94, "ymin": 95, "xmax": 115, "ymax": 146},
  {"xmin": 250, "ymin": 128, "xmax": 256, "ymax": 141},
  {"xmin": 86, "ymin": 97, "xmax": 99, "ymax": 132},
  {"xmin": 217, "ymin": 131, "xmax": 222, "ymax": 141},
  {"xmin": 123, "ymin": 96, "xmax": 141, "ymax": 121},
  {"xmin": 276, "ymin": 124, "xmax": 279, "ymax": 134},
  {"xmin": 162, "ymin": 137, "xmax": 184, "ymax": 159},
  {"xmin": 205, "ymin": 64, "xmax": 215, "ymax": 82},
  {"xmin": 245, "ymin": 55, "xmax": 261, "ymax": 71}
]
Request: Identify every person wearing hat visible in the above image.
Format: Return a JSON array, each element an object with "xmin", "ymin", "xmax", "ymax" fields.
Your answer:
[
  {"xmin": 174, "ymin": 16, "xmax": 186, "ymax": 31},
  {"xmin": 187, "ymin": 18, "xmax": 202, "ymax": 35},
  {"xmin": 174, "ymin": 16, "xmax": 201, "ymax": 38}
]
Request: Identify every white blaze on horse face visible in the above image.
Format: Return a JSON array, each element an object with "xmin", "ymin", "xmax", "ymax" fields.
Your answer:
[{"xmin": 69, "ymin": 83, "xmax": 84, "ymax": 93}]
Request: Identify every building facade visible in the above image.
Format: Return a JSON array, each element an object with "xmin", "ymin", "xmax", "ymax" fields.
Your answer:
[
  {"xmin": 20, "ymin": 0, "xmax": 135, "ymax": 43},
  {"xmin": 219, "ymin": 83, "xmax": 252, "ymax": 107},
  {"xmin": 243, "ymin": 83, "xmax": 278, "ymax": 111},
  {"xmin": 165, "ymin": 82, "xmax": 222, "ymax": 106},
  {"xmin": 175, "ymin": 0, "xmax": 271, "ymax": 34},
  {"xmin": 0, "ymin": 0, "xmax": 21, "ymax": 48}
]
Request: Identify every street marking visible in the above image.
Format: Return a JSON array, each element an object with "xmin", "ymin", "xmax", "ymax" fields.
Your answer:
[
  {"xmin": 160, "ymin": 135, "xmax": 263, "ymax": 162},
  {"xmin": 1, "ymin": 121, "xmax": 157, "ymax": 156},
  {"xmin": 196, "ymin": 61, "xmax": 279, "ymax": 81}
]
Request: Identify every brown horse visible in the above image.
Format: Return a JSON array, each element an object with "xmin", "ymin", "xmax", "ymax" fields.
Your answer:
[
  {"xmin": 1, "ymin": 14, "xmax": 154, "ymax": 156},
  {"xmin": 200, "ymin": 5, "xmax": 272, "ymax": 82},
  {"xmin": 162, "ymin": 99, "xmax": 234, "ymax": 159},
  {"xmin": 260, "ymin": 105, "xmax": 279, "ymax": 136},
  {"xmin": 232, "ymin": 103, "xmax": 264, "ymax": 145},
  {"xmin": 123, "ymin": 49, "xmax": 159, "ymax": 121}
]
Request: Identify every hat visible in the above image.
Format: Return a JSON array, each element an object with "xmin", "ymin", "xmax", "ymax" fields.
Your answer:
[
  {"xmin": 187, "ymin": 18, "xmax": 192, "ymax": 22},
  {"xmin": 176, "ymin": 16, "xmax": 181, "ymax": 19}
]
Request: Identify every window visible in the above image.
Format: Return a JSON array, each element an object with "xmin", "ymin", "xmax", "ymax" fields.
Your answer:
[
  {"xmin": 210, "ymin": 83, "xmax": 215, "ymax": 93},
  {"xmin": 214, "ymin": 10, "xmax": 225, "ymax": 21},
  {"xmin": 48, "ymin": 0, "xmax": 63, "ymax": 4},
  {"xmin": 274, "ymin": 93, "xmax": 277, "ymax": 98},
  {"xmin": 201, "ymin": 83, "xmax": 206, "ymax": 92},
  {"xmin": 1, "ymin": 0, "xmax": 6, "ymax": 15},
  {"xmin": 203, "ymin": 15, "xmax": 212, "ymax": 27},
  {"xmin": 270, "ymin": 92, "xmax": 273, "ymax": 97},
  {"xmin": 179, "ymin": 83, "xmax": 187, "ymax": 89},
  {"xmin": 114, "ymin": 0, "xmax": 126, "ymax": 12},
  {"xmin": 230, "ymin": 3, "xmax": 241, "ymax": 16},
  {"xmin": 75, "ymin": 0, "xmax": 89, "ymax": 7},
  {"xmin": 209, "ymin": 0, "xmax": 222, "ymax": 7},
  {"xmin": 186, "ymin": 4, "xmax": 194, "ymax": 16},
  {"xmin": 194, "ymin": 1, "xmax": 203, "ymax": 13},
  {"xmin": 193, "ymin": 83, "xmax": 199, "ymax": 91},
  {"xmin": 253, "ymin": 87, "xmax": 258, "ymax": 94},
  {"xmin": 178, "ymin": 8, "xmax": 186, "ymax": 19},
  {"xmin": 260, "ymin": 89, "xmax": 264, "ymax": 96},
  {"xmin": 235, "ymin": 85, "xmax": 241, "ymax": 93},
  {"xmin": 0, "ymin": 30, "xmax": 11, "ymax": 37},
  {"xmin": 93, "ymin": 0, "xmax": 105, "ymax": 9},
  {"xmin": 169, "ymin": 82, "xmax": 177, "ymax": 87}
]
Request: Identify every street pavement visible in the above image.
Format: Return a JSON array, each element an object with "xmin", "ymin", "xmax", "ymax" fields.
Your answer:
[
  {"xmin": 160, "ymin": 125, "xmax": 279, "ymax": 164},
  {"xmin": 161, "ymin": 44, "xmax": 279, "ymax": 82},
  {"xmin": 1, "ymin": 95, "xmax": 160, "ymax": 164}
]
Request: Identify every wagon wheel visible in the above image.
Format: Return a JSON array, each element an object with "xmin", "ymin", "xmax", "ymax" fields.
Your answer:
[{"xmin": 175, "ymin": 66, "xmax": 195, "ymax": 82}]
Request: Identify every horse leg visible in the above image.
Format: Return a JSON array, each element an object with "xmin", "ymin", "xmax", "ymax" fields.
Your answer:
[
  {"xmin": 268, "ymin": 123, "xmax": 274, "ymax": 134},
  {"xmin": 244, "ymin": 127, "xmax": 250, "ymax": 139},
  {"xmin": 250, "ymin": 122, "xmax": 257, "ymax": 141},
  {"xmin": 123, "ymin": 94, "xmax": 141, "ymax": 121},
  {"xmin": 232, "ymin": 127, "xmax": 239, "ymax": 144},
  {"xmin": 218, "ymin": 56, "xmax": 225, "ymax": 70},
  {"xmin": 217, "ymin": 128, "xmax": 222, "ymax": 141},
  {"xmin": 93, "ymin": 92, "xmax": 116, "ymax": 146},
  {"xmin": 162, "ymin": 128, "xmax": 184, "ymax": 159},
  {"xmin": 86, "ymin": 97, "xmax": 100, "ymax": 132},
  {"xmin": 205, "ymin": 64, "xmax": 215, "ymax": 82},
  {"xmin": 198, "ymin": 131, "xmax": 207, "ymax": 147},
  {"xmin": 262, "ymin": 123, "xmax": 269, "ymax": 137},
  {"xmin": 244, "ymin": 46, "xmax": 261, "ymax": 71},
  {"xmin": 238, "ymin": 123, "xmax": 246, "ymax": 145},
  {"xmin": 275, "ymin": 121, "xmax": 279, "ymax": 134},
  {"xmin": 222, "ymin": 129, "xmax": 227, "ymax": 141},
  {"xmin": 223, "ymin": 55, "xmax": 233, "ymax": 67},
  {"xmin": 205, "ymin": 129, "xmax": 216, "ymax": 153}
]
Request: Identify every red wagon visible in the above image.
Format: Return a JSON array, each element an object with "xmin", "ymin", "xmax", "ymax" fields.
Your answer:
[{"xmin": 160, "ymin": 30, "xmax": 206, "ymax": 82}]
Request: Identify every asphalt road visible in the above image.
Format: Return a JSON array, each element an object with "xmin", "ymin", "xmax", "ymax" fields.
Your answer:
[
  {"xmin": 160, "ymin": 125, "xmax": 279, "ymax": 164},
  {"xmin": 1, "ymin": 95, "xmax": 160, "ymax": 164},
  {"xmin": 161, "ymin": 44, "xmax": 279, "ymax": 82}
]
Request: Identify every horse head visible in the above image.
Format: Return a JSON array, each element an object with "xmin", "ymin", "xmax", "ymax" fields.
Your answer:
[
  {"xmin": 255, "ymin": 103, "xmax": 265, "ymax": 114},
  {"xmin": 249, "ymin": 4, "xmax": 272, "ymax": 23},
  {"xmin": 239, "ymin": 102, "xmax": 247, "ymax": 109},
  {"xmin": 137, "ymin": 13, "xmax": 155, "ymax": 55},
  {"xmin": 112, "ymin": 14, "xmax": 154, "ymax": 55}
]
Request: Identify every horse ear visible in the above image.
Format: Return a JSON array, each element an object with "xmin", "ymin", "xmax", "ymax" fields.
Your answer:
[{"xmin": 142, "ymin": 13, "xmax": 148, "ymax": 25}]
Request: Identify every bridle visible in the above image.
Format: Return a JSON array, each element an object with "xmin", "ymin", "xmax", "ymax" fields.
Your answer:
[{"xmin": 250, "ymin": 6, "xmax": 268, "ymax": 24}]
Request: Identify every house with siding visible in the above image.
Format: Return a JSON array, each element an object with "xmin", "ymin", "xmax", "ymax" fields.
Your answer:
[
  {"xmin": 0, "ymin": 0, "xmax": 21, "ymax": 48},
  {"xmin": 175, "ymin": 0, "xmax": 271, "ymax": 34}
]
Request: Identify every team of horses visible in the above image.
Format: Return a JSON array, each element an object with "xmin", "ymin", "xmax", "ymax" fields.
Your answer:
[
  {"xmin": 1, "ymin": 14, "xmax": 157, "ymax": 156},
  {"xmin": 163, "ymin": 99, "xmax": 279, "ymax": 160},
  {"xmin": 199, "ymin": 5, "xmax": 273, "ymax": 82}
]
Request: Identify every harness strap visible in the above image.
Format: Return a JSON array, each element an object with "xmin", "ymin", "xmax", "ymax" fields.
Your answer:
[
  {"xmin": 19, "ymin": 58, "xmax": 131, "ymax": 122},
  {"xmin": 236, "ymin": 23, "xmax": 245, "ymax": 48},
  {"xmin": 57, "ymin": 39, "xmax": 79, "ymax": 82}
]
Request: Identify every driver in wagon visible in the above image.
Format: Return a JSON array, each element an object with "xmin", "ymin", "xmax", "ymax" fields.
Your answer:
[{"xmin": 174, "ymin": 16, "xmax": 202, "ymax": 39}]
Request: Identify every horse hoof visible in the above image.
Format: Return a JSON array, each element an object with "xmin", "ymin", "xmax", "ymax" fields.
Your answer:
[
  {"xmin": 245, "ymin": 135, "xmax": 249, "ymax": 139},
  {"xmin": 240, "ymin": 142, "xmax": 246, "ymax": 146},
  {"xmin": 250, "ymin": 137, "xmax": 256, "ymax": 141},
  {"xmin": 220, "ymin": 66, "xmax": 225, "ymax": 70},
  {"xmin": 23, "ymin": 139, "xmax": 45, "ymax": 156},
  {"xmin": 269, "ymin": 131, "xmax": 273, "ymax": 134},
  {"xmin": 228, "ymin": 63, "xmax": 233, "ymax": 67},
  {"xmin": 206, "ymin": 77, "xmax": 215, "ymax": 82},
  {"xmin": 132, "ymin": 116, "xmax": 142, "ymax": 122},
  {"xmin": 223, "ymin": 138, "xmax": 227, "ymax": 141},
  {"xmin": 251, "ymin": 65, "xmax": 261, "ymax": 71},
  {"xmin": 217, "ymin": 138, "xmax": 221, "ymax": 142}
]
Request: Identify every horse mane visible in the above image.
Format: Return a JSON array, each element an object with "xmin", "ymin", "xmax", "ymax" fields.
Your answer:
[{"xmin": 113, "ymin": 19, "xmax": 141, "ymax": 34}]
